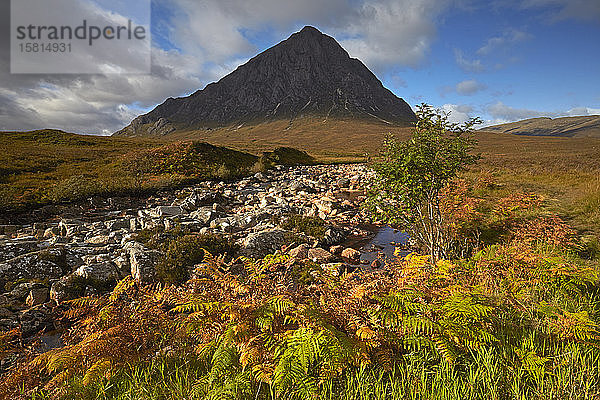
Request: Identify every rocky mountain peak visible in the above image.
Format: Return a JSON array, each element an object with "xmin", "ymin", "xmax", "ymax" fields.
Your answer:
[{"xmin": 115, "ymin": 26, "xmax": 416, "ymax": 137}]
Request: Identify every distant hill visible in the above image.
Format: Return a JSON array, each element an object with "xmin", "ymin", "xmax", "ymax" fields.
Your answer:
[
  {"xmin": 114, "ymin": 26, "xmax": 416, "ymax": 137},
  {"xmin": 481, "ymin": 115, "xmax": 600, "ymax": 138}
]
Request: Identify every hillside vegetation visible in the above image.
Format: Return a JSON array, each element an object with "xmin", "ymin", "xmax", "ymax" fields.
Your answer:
[
  {"xmin": 0, "ymin": 130, "xmax": 314, "ymax": 216},
  {"xmin": 1, "ymin": 126, "xmax": 599, "ymax": 240},
  {"xmin": 481, "ymin": 115, "xmax": 600, "ymax": 138},
  {"xmin": 165, "ymin": 117, "xmax": 600, "ymax": 236}
]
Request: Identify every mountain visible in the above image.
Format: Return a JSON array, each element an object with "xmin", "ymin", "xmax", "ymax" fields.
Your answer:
[
  {"xmin": 481, "ymin": 115, "xmax": 600, "ymax": 138},
  {"xmin": 115, "ymin": 26, "xmax": 416, "ymax": 137}
]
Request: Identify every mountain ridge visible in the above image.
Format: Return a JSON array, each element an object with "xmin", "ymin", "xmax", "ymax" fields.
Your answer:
[
  {"xmin": 115, "ymin": 26, "xmax": 416, "ymax": 137},
  {"xmin": 481, "ymin": 115, "xmax": 600, "ymax": 138}
]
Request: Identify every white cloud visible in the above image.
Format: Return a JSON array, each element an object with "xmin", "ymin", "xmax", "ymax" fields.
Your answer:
[
  {"xmin": 456, "ymin": 79, "xmax": 487, "ymax": 95},
  {"xmin": 454, "ymin": 28, "xmax": 531, "ymax": 74},
  {"xmin": 482, "ymin": 101, "xmax": 600, "ymax": 127},
  {"xmin": 454, "ymin": 49, "xmax": 484, "ymax": 72},
  {"xmin": 565, "ymin": 107, "xmax": 600, "ymax": 116},
  {"xmin": 520, "ymin": 0, "xmax": 600, "ymax": 23},
  {"xmin": 487, "ymin": 101, "xmax": 547, "ymax": 121},
  {"xmin": 10, "ymin": 0, "xmax": 150, "ymax": 74},
  {"xmin": 441, "ymin": 103, "xmax": 475, "ymax": 124},
  {"xmin": 169, "ymin": 0, "xmax": 452, "ymax": 71},
  {"xmin": 476, "ymin": 29, "xmax": 532, "ymax": 56},
  {"xmin": 337, "ymin": 0, "xmax": 449, "ymax": 70},
  {"xmin": 391, "ymin": 75, "xmax": 408, "ymax": 88},
  {"xmin": 0, "ymin": 46, "xmax": 205, "ymax": 134}
]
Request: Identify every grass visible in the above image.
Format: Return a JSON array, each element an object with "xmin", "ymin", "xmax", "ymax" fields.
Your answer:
[
  {"xmin": 3, "ymin": 177, "xmax": 600, "ymax": 399},
  {"xmin": 260, "ymin": 147, "xmax": 316, "ymax": 167},
  {"xmin": 0, "ymin": 130, "xmax": 162, "ymax": 213},
  {"xmin": 118, "ymin": 117, "xmax": 600, "ymax": 234},
  {"xmin": 0, "ymin": 130, "xmax": 316, "ymax": 217},
  {"xmin": 164, "ymin": 117, "xmax": 411, "ymax": 162},
  {"xmin": 132, "ymin": 225, "xmax": 238, "ymax": 284},
  {"xmin": 27, "ymin": 342, "xmax": 599, "ymax": 400}
]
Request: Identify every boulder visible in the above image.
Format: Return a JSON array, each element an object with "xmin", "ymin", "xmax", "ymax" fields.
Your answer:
[
  {"xmin": 125, "ymin": 242, "xmax": 163, "ymax": 284},
  {"xmin": 50, "ymin": 274, "xmax": 85, "ymax": 304},
  {"xmin": 113, "ymin": 255, "xmax": 130, "ymax": 276},
  {"xmin": 105, "ymin": 219, "xmax": 130, "ymax": 231},
  {"xmin": 19, "ymin": 305, "xmax": 53, "ymax": 337},
  {"xmin": 0, "ymin": 248, "xmax": 67, "ymax": 286},
  {"xmin": 130, "ymin": 218, "xmax": 141, "ymax": 231},
  {"xmin": 0, "ymin": 225, "xmax": 19, "ymax": 236},
  {"xmin": 315, "ymin": 198, "xmax": 335, "ymax": 216},
  {"xmin": 74, "ymin": 262, "xmax": 120, "ymax": 284},
  {"xmin": 322, "ymin": 227, "xmax": 347, "ymax": 246},
  {"xmin": 341, "ymin": 248, "xmax": 361, "ymax": 264},
  {"xmin": 238, "ymin": 229, "xmax": 290, "ymax": 258},
  {"xmin": 43, "ymin": 227, "xmax": 59, "ymax": 238},
  {"xmin": 288, "ymin": 243, "xmax": 310, "ymax": 259},
  {"xmin": 190, "ymin": 208, "xmax": 215, "ymax": 225},
  {"xmin": 288, "ymin": 181, "xmax": 309, "ymax": 192},
  {"xmin": 260, "ymin": 195, "xmax": 276, "ymax": 207},
  {"xmin": 85, "ymin": 235, "xmax": 111, "ymax": 245},
  {"xmin": 308, "ymin": 248, "xmax": 335, "ymax": 263},
  {"xmin": 150, "ymin": 206, "xmax": 183, "ymax": 218},
  {"xmin": 0, "ymin": 240, "xmax": 44, "ymax": 262},
  {"xmin": 10, "ymin": 282, "xmax": 45, "ymax": 301},
  {"xmin": 329, "ymin": 245, "xmax": 344, "ymax": 256},
  {"xmin": 182, "ymin": 191, "xmax": 223, "ymax": 210},
  {"xmin": 58, "ymin": 219, "xmax": 85, "ymax": 237},
  {"xmin": 336, "ymin": 178, "xmax": 350, "ymax": 188}
]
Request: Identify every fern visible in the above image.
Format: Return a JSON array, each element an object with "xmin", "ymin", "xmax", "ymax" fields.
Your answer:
[
  {"xmin": 209, "ymin": 342, "xmax": 239, "ymax": 383},
  {"xmin": 82, "ymin": 358, "xmax": 111, "ymax": 386}
]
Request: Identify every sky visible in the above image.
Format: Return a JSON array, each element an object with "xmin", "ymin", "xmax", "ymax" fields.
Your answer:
[{"xmin": 0, "ymin": 0, "xmax": 599, "ymax": 135}]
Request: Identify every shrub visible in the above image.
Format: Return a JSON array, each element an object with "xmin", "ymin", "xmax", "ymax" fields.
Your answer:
[
  {"xmin": 260, "ymin": 147, "xmax": 316, "ymax": 167},
  {"xmin": 214, "ymin": 164, "xmax": 232, "ymax": 179},
  {"xmin": 157, "ymin": 235, "xmax": 206, "ymax": 284},
  {"xmin": 279, "ymin": 214, "xmax": 327, "ymax": 238},
  {"xmin": 121, "ymin": 141, "xmax": 258, "ymax": 179},
  {"xmin": 366, "ymin": 103, "xmax": 480, "ymax": 262},
  {"xmin": 156, "ymin": 233, "xmax": 237, "ymax": 285},
  {"xmin": 47, "ymin": 175, "xmax": 106, "ymax": 203}
]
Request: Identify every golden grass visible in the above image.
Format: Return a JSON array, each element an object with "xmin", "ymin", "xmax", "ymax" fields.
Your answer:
[
  {"xmin": 169, "ymin": 119, "xmax": 600, "ymax": 234},
  {"xmin": 166, "ymin": 117, "xmax": 413, "ymax": 162},
  {"xmin": 3, "ymin": 122, "xmax": 600, "ymax": 234}
]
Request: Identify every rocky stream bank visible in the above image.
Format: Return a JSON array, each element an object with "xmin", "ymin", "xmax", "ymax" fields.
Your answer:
[{"xmin": 0, "ymin": 164, "xmax": 410, "ymax": 345}]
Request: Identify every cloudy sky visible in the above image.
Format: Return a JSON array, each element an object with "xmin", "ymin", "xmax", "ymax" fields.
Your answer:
[{"xmin": 1, "ymin": 0, "xmax": 599, "ymax": 134}]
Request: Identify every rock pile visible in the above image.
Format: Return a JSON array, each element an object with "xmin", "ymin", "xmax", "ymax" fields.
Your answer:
[{"xmin": 0, "ymin": 164, "xmax": 378, "ymax": 338}]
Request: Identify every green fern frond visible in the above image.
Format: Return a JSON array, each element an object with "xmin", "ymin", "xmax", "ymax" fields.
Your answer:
[
  {"xmin": 82, "ymin": 358, "xmax": 111, "ymax": 386},
  {"xmin": 209, "ymin": 344, "xmax": 239, "ymax": 383}
]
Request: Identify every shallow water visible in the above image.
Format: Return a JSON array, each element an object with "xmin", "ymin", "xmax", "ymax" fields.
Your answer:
[
  {"xmin": 39, "ymin": 331, "xmax": 63, "ymax": 352},
  {"xmin": 347, "ymin": 225, "xmax": 410, "ymax": 264}
]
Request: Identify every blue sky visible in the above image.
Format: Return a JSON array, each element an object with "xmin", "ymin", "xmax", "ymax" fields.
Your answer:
[
  {"xmin": 390, "ymin": 2, "xmax": 600, "ymax": 124},
  {"xmin": 1, "ymin": 0, "xmax": 599, "ymax": 134}
]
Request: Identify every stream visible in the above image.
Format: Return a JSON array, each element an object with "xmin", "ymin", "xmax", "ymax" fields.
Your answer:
[{"xmin": 347, "ymin": 225, "xmax": 411, "ymax": 264}]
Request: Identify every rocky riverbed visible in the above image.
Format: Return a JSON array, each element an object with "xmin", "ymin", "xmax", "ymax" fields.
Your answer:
[{"xmin": 0, "ymin": 164, "xmax": 410, "ymax": 341}]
